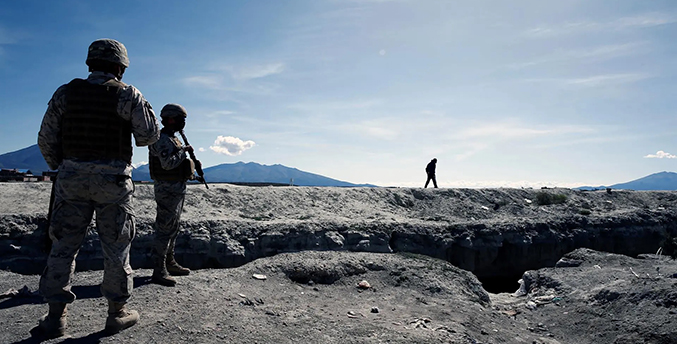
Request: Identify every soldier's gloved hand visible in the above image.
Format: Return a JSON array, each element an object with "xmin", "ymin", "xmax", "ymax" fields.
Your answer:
[{"xmin": 184, "ymin": 145, "xmax": 194, "ymax": 154}]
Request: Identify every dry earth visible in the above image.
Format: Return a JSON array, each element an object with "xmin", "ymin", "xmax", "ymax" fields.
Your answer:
[{"xmin": 0, "ymin": 182, "xmax": 676, "ymax": 343}]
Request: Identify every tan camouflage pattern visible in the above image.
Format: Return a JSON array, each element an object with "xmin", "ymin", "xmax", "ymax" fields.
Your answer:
[
  {"xmin": 86, "ymin": 38, "xmax": 129, "ymax": 67},
  {"xmin": 159, "ymin": 103, "xmax": 187, "ymax": 119},
  {"xmin": 150, "ymin": 131, "xmax": 189, "ymax": 262},
  {"xmin": 37, "ymin": 71, "xmax": 159, "ymax": 305},
  {"xmin": 39, "ymin": 171, "xmax": 135, "ymax": 303},
  {"xmin": 38, "ymin": 71, "xmax": 160, "ymax": 175},
  {"xmin": 149, "ymin": 132, "xmax": 189, "ymax": 170},
  {"xmin": 152, "ymin": 180, "xmax": 186, "ymax": 263}
]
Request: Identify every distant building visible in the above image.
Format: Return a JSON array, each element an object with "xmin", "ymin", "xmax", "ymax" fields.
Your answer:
[{"xmin": 0, "ymin": 168, "xmax": 52, "ymax": 182}]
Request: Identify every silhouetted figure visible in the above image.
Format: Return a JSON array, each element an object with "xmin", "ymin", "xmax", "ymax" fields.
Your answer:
[{"xmin": 425, "ymin": 158, "xmax": 438, "ymax": 188}]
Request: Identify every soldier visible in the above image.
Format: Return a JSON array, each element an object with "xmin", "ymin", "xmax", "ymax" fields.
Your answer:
[
  {"xmin": 149, "ymin": 104, "xmax": 195, "ymax": 287},
  {"xmin": 34, "ymin": 38, "xmax": 160, "ymax": 338}
]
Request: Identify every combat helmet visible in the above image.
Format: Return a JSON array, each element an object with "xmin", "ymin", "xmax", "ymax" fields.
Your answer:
[
  {"xmin": 86, "ymin": 39, "xmax": 130, "ymax": 68},
  {"xmin": 160, "ymin": 104, "xmax": 188, "ymax": 119}
]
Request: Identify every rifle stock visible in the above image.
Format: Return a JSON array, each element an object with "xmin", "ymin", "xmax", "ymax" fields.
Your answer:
[{"xmin": 179, "ymin": 130, "xmax": 209, "ymax": 189}]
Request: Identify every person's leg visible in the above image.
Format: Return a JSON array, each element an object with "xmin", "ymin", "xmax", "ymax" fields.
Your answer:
[
  {"xmin": 92, "ymin": 174, "xmax": 138, "ymax": 334},
  {"xmin": 166, "ymin": 192, "xmax": 189, "ymax": 275},
  {"xmin": 432, "ymin": 174, "xmax": 438, "ymax": 188},
  {"xmin": 151, "ymin": 181, "xmax": 186, "ymax": 285},
  {"xmin": 425, "ymin": 175, "xmax": 431, "ymax": 188},
  {"xmin": 34, "ymin": 172, "xmax": 94, "ymax": 338}
]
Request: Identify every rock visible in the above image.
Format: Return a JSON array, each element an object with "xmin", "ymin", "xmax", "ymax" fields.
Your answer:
[
  {"xmin": 252, "ymin": 274, "xmax": 267, "ymax": 280},
  {"xmin": 555, "ymin": 257, "xmax": 582, "ymax": 268},
  {"xmin": 525, "ymin": 301, "xmax": 537, "ymax": 310},
  {"xmin": 371, "ymin": 307, "xmax": 379, "ymax": 313},
  {"xmin": 357, "ymin": 280, "xmax": 371, "ymax": 289}
]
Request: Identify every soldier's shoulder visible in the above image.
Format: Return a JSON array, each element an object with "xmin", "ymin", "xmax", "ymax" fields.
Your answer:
[{"xmin": 119, "ymin": 83, "xmax": 148, "ymax": 102}]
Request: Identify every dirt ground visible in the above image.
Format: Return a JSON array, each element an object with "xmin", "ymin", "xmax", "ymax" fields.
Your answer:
[
  {"xmin": 1, "ymin": 248, "xmax": 676, "ymax": 344},
  {"xmin": 1, "ymin": 183, "xmax": 676, "ymax": 343}
]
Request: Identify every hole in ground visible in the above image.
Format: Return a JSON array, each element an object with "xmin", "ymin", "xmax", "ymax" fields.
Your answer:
[{"xmin": 478, "ymin": 275, "xmax": 522, "ymax": 294}]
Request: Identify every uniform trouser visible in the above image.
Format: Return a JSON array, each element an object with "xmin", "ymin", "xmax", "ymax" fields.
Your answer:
[
  {"xmin": 39, "ymin": 171, "xmax": 135, "ymax": 304},
  {"xmin": 425, "ymin": 173, "xmax": 438, "ymax": 188},
  {"xmin": 152, "ymin": 181, "xmax": 186, "ymax": 265}
]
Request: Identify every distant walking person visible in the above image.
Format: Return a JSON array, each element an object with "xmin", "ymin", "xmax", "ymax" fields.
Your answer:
[
  {"xmin": 35, "ymin": 38, "xmax": 160, "ymax": 338},
  {"xmin": 425, "ymin": 158, "xmax": 438, "ymax": 188},
  {"xmin": 148, "ymin": 104, "xmax": 196, "ymax": 287}
]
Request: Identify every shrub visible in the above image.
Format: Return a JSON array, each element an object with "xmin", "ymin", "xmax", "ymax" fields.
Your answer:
[{"xmin": 534, "ymin": 192, "xmax": 567, "ymax": 206}]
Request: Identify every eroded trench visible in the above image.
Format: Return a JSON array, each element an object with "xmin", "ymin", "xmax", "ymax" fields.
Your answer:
[{"xmin": 2, "ymin": 214, "xmax": 676, "ymax": 295}]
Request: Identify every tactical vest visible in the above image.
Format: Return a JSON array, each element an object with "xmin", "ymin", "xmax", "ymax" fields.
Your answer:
[
  {"xmin": 149, "ymin": 135, "xmax": 195, "ymax": 181},
  {"xmin": 62, "ymin": 78, "xmax": 133, "ymax": 163}
]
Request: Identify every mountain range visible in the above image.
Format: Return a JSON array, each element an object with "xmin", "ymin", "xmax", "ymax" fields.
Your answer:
[
  {"xmin": 576, "ymin": 171, "xmax": 677, "ymax": 191},
  {"xmin": 0, "ymin": 145, "xmax": 373, "ymax": 187},
  {"xmin": 3, "ymin": 145, "xmax": 677, "ymax": 189}
]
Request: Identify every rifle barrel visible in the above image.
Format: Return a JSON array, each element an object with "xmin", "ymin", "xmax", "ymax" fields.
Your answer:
[{"xmin": 179, "ymin": 130, "xmax": 209, "ymax": 189}]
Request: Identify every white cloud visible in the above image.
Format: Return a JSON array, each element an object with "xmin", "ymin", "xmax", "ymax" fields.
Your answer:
[
  {"xmin": 182, "ymin": 75, "xmax": 222, "ymax": 89},
  {"xmin": 209, "ymin": 136, "xmax": 256, "ymax": 156},
  {"xmin": 215, "ymin": 63, "xmax": 285, "ymax": 80},
  {"xmin": 565, "ymin": 73, "xmax": 650, "ymax": 87},
  {"xmin": 524, "ymin": 73, "xmax": 651, "ymax": 88},
  {"xmin": 644, "ymin": 150, "xmax": 676, "ymax": 159},
  {"xmin": 198, "ymin": 147, "xmax": 205, "ymax": 152},
  {"xmin": 206, "ymin": 110, "xmax": 236, "ymax": 118},
  {"xmin": 132, "ymin": 161, "xmax": 147, "ymax": 168},
  {"xmin": 508, "ymin": 42, "xmax": 648, "ymax": 70},
  {"xmin": 525, "ymin": 13, "xmax": 677, "ymax": 37},
  {"xmin": 457, "ymin": 122, "xmax": 593, "ymax": 140}
]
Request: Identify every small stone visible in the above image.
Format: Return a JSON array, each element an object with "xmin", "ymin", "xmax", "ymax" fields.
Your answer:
[
  {"xmin": 357, "ymin": 280, "xmax": 371, "ymax": 289},
  {"xmin": 252, "ymin": 274, "xmax": 267, "ymax": 280},
  {"xmin": 371, "ymin": 307, "xmax": 379, "ymax": 313}
]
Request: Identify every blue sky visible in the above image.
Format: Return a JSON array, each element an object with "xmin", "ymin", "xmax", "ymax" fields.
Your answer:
[{"xmin": 1, "ymin": 0, "xmax": 676, "ymax": 187}]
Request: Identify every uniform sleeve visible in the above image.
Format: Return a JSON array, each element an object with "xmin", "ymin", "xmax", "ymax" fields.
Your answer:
[
  {"xmin": 37, "ymin": 85, "xmax": 68, "ymax": 170},
  {"xmin": 118, "ymin": 85, "xmax": 160, "ymax": 147},
  {"xmin": 149, "ymin": 135, "xmax": 188, "ymax": 170}
]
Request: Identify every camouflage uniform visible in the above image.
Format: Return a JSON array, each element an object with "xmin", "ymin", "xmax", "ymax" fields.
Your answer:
[
  {"xmin": 149, "ymin": 131, "xmax": 191, "ymax": 278},
  {"xmin": 37, "ymin": 71, "xmax": 159, "ymax": 304}
]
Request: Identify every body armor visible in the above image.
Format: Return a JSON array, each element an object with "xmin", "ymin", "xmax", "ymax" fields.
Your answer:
[
  {"xmin": 149, "ymin": 136, "xmax": 195, "ymax": 181},
  {"xmin": 62, "ymin": 78, "xmax": 132, "ymax": 163}
]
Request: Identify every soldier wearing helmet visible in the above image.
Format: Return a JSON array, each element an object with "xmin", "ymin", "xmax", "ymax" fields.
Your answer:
[
  {"xmin": 35, "ymin": 39, "xmax": 160, "ymax": 338},
  {"xmin": 148, "ymin": 103, "xmax": 196, "ymax": 286}
]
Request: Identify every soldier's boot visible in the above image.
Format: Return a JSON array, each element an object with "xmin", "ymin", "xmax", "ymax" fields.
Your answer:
[
  {"xmin": 104, "ymin": 301, "xmax": 139, "ymax": 334},
  {"xmin": 166, "ymin": 255, "xmax": 190, "ymax": 276},
  {"xmin": 152, "ymin": 253, "xmax": 177, "ymax": 287},
  {"xmin": 30, "ymin": 302, "xmax": 67, "ymax": 339}
]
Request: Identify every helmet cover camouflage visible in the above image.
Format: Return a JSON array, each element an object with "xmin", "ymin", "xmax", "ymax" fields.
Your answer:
[
  {"xmin": 160, "ymin": 103, "xmax": 188, "ymax": 119},
  {"xmin": 86, "ymin": 39, "xmax": 130, "ymax": 68}
]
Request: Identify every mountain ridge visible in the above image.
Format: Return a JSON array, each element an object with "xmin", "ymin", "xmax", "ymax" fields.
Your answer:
[
  {"xmin": 576, "ymin": 171, "xmax": 677, "ymax": 191},
  {"xmin": 133, "ymin": 161, "xmax": 376, "ymax": 187}
]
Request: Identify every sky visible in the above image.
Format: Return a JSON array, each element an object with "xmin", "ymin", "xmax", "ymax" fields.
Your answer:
[{"xmin": 1, "ymin": 0, "xmax": 676, "ymax": 188}]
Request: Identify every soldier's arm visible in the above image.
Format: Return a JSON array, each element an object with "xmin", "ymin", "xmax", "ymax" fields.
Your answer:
[
  {"xmin": 37, "ymin": 86, "xmax": 67, "ymax": 170},
  {"xmin": 119, "ymin": 85, "xmax": 160, "ymax": 147}
]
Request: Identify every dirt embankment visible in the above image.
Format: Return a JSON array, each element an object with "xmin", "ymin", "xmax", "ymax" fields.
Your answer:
[
  {"xmin": 1, "ymin": 183, "xmax": 677, "ymax": 343},
  {"xmin": 1, "ymin": 183, "xmax": 677, "ymax": 289}
]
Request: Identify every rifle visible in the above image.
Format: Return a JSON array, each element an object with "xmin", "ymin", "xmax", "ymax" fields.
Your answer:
[
  {"xmin": 179, "ymin": 130, "xmax": 209, "ymax": 189},
  {"xmin": 44, "ymin": 171, "xmax": 58, "ymax": 253}
]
